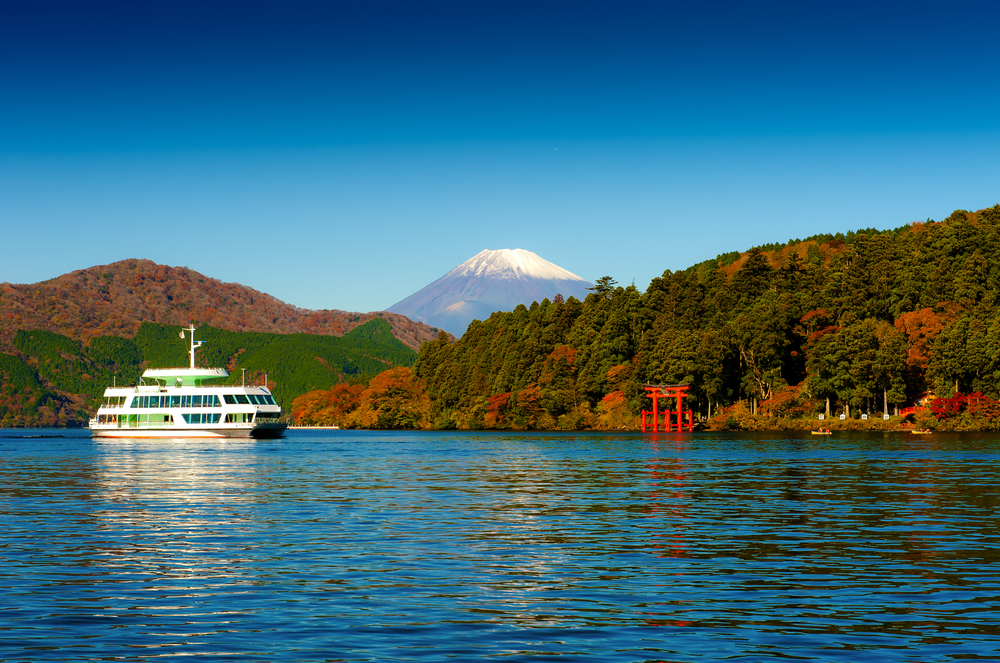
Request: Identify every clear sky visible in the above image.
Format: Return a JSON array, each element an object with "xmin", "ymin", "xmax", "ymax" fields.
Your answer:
[{"xmin": 2, "ymin": 0, "xmax": 998, "ymax": 313}]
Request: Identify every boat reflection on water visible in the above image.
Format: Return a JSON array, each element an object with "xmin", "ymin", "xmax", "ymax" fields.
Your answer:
[{"xmin": 87, "ymin": 438, "xmax": 264, "ymax": 607}]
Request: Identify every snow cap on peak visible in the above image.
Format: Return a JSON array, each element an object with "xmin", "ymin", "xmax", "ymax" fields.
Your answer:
[
  {"xmin": 450, "ymin": 249, "xmax": 589, "ymax": 282},
  {"xmin": 386, "ymin": 248, "xmax": 593, "ymax": 336}
]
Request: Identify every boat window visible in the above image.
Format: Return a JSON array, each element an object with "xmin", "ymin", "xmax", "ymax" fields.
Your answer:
[
  {"xmin": 248, "ymin": 394, "xmax": 261, "ymax": 404},
  {"xmin": 266, "ymin": 395, "xmax": 276, "ymax": 405},
  {"xmin": 235, "ymin": 394, "xmax": 250, "ymax": 405},
  {"xmin": 208, "ymin": 395, "xmax": 221, "ymax": 407},
  {"xmin": 150, "ymin": 396, "xmax": 161, "ymax": 408},
  {"xmin": 170, "ymin": 396, "xmax": 181, "ymax": 407},
  {"xmin": 129, "ymin": 398, "xmax": 138, "ymax": 408},
  {"xmin": 192, "ymin": 395, "xmax": 202, "ymax": 407},
  {"xmin": 224, "ymin": 394, "xmax": 237, "ymax": 405},
  {"xmin": 184, "ymin": 413, "xmax": 209, "ymax": 424}
]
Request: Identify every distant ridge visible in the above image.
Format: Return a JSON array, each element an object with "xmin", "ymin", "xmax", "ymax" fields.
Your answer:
[
  {"xmin": 0, "ymin": 259, "xmax": 439, "ymax": 351},
  {"xmin": 387, "ymin": 249, "xmax": 593, "ymax": 336}
]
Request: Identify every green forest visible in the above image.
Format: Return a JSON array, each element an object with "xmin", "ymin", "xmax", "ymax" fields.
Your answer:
[
  {"xmin": 391, "ymin": 205, "xmax": 1000, "ymax": 431},
  {"xmin": 0, "ymin": 318, "xmax": 416, "ymax": 427},
  {"xmin": 7, "ymin": 205, "xmax": 1000, "ymax": 431}
]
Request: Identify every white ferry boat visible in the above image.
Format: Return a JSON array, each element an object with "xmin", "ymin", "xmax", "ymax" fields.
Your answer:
[{"xmin": 89, "ymin": 325, "xmax": 287, "ymax": 438}]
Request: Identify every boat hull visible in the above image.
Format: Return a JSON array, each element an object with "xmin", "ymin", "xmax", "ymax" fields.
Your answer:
[{"xmin": 90, "ymin": 423, "xmax": 287, "ymax": 439}]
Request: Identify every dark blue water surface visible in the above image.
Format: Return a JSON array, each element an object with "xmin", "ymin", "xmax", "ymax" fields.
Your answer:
[{"xmin": 0, "ymin": 429, "xmax": 998, "ymax": 661}]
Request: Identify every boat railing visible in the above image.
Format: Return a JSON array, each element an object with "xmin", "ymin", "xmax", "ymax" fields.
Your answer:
[
  {"xmin": 123, "ymin": 383, "xmax": 271, "ymax": 390},
  {"xmin": 92, "ymin": 418, "xmax": 275, "ymax": 429}
]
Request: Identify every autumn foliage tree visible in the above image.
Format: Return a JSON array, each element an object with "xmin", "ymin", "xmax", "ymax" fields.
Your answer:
[
  {"xmin": 292, "ymin": 383, "xmax": 365, "ymax": 427},
  {"xmin": 349, "ymin": 367, "xmax": 431, "ymax": 429}
]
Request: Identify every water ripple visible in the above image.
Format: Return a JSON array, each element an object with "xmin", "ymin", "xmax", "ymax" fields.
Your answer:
[{"xmin": 0, "ymin": 429, "xmax": 998, "ymax": 660}]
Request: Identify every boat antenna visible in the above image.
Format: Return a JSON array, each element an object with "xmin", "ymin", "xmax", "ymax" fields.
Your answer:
[{"xmin": 182, "ymin": 324, "xmax": 207, "ymax": 369}]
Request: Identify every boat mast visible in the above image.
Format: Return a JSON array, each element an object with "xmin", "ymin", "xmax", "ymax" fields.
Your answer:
[{"xmin": 182, "ymin": 324, "xmax": 206, "ymax": 369}]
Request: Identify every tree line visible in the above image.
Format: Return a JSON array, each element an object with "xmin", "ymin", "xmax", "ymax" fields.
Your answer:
[{"xmin": 294, "ymin": 205, "xmax": 1000, "ymax": 430}]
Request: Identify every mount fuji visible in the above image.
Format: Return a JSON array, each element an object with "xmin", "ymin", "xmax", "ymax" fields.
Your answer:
[{"xmin": 387, "ymin": 249, "xmax": 593, "ymax": 337}]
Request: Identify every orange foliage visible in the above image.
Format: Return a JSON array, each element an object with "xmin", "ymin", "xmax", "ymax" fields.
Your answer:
[
  {"xmin": 349, "ymin": 367, "xmax": 431, "ymax": 429},
  {"xmin": 510, "ymin": 384, "xmax": 545, "ymax": 428},
  {"xmin": 292, "ymin": 383, "xmax": 365, "ymax": 426},
  {"xmin": 895, "ymin": 308, "xmax": 948, "ymax": 370},
  {"xmin": 758, "ymin": 384, "xmax": 806, "ymax": 417},
  {"xmin": 484, "ymin": 392, "xmax": 511, "ymax": 427},
  {"xmin": 601, "ymin": 390, "xmax": 626, "ymax": 408},
  {"xmin": 594, "ymin": 390, "xmax": 634, "ymax": 430},
  {"xmin": 605, "ymin": 364, "xmax": 631, "ymax": 388}
]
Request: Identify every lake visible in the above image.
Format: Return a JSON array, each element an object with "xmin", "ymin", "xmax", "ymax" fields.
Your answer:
[{"xmin": 1, "ymin": 429, "xmax": 998, "ymax": 661}]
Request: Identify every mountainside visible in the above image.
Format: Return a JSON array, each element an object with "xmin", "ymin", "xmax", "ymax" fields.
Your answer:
[
  {"xmin": 0, "ymin": 259, "xmax": 439, "ymax": 351},
  {"xmin": 0, "ymin": 319, "xmax": 416, "ymax": 427},
  {"xmin": 387, "ymin": 249, "xmax": 593, "ymax": 336},
  {"xmin": 402, "ymin": 205, "xmax": 1000, "ymax": 431}
]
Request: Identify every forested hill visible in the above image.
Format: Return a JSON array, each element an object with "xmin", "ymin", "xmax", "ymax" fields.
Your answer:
[
  {"xmin": 0, "ymin": 259, "xmax": 440, "ymax": 352},
  {"xmin": 409, "ymin": 205, "xmax": 1000, "ymax": 430},
  {"xmin": 0, "ymin": 319, "xmax": 416, "ymax": 427}
]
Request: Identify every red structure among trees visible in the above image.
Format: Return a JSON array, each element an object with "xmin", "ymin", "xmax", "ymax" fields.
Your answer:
[{"xmin": 642, "ymin": 384, "xmax": 694, "ymax": 432}]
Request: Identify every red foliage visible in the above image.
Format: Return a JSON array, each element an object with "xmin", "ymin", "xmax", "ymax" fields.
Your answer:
[
  {"xmin": 798, "ymin": 309, "xmax": 838, "ymax": 346},
  {"xmin": 929, "ymin": 393, "xmax": 966, "ymax": 420},
  {"xmin": 964, "ymin": 393, "xmax": 1000, "ymax": 419},
  {"xmin": 484, "ymin": 392, "xmax": 511, "ymax": 427},
  {"xmin": 928, "ymin": 391, "xmax": 1000, "ymax": 421},
  {"xmin": 601, "ymin": 390, "xmax": 626, "ymax": 408}
]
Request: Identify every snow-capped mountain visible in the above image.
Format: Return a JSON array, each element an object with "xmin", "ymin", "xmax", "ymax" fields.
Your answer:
[{"xmin": 387, "ymin": 249, "xmax": 593, "ymax": 337}]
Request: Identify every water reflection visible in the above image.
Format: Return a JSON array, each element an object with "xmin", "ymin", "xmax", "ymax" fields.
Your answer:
[
  {"xmin": 86, "ymin": 439, "xmax": 262, "ymax": 597},
  {"xmin": 644, "ymin": 434, "xmax": 690, "ymax": 561},
  {"xmin": 0, "ymin": 430, "xmax": 998, "ymax": 661}
]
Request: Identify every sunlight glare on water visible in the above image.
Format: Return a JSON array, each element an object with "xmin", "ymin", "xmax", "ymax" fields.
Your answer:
[{"xmin": 0, "ymin": 429, "xmax": 998, "ymax": 661}]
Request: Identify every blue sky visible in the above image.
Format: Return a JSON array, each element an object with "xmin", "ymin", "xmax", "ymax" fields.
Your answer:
[{"xmin": 2, "ymin": 0, "xmax": 999, "ymax": 312}]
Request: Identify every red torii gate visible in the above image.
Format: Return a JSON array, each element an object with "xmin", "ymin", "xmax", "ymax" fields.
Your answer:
[{"xmin": 642, "ymin": 384, "xmax": 694, "ymax": 432}]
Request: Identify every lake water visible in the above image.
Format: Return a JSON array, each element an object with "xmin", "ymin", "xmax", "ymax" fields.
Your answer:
[{"xmin": 1, "ymin": 429, "xmax": 998, "ymax": 662}]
